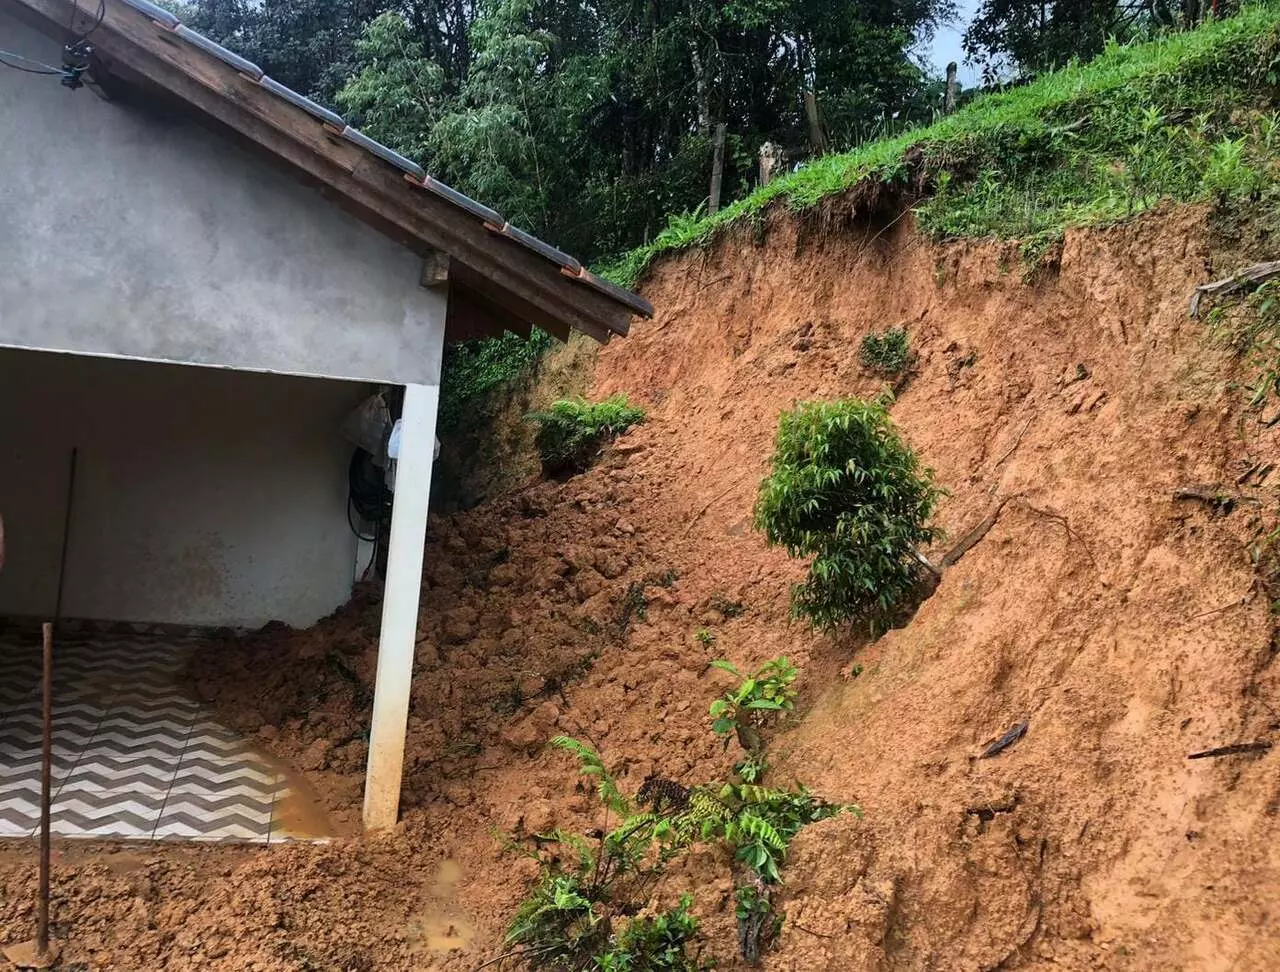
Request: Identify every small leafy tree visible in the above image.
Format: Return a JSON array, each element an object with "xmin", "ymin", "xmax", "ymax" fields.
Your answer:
[
  {"xmin": 708, "ymin": 658, "xmax": 797, "ymax": 780},
  {"xmin": 527, "ymin": 395, "xmax": 646, "ymax": 475},
  {"xmin": 754, "ymin": 398, "xmax": 942, "ymax": 630},
  {"xmin": 497, "ymin": 662, "xmax": 857, "ymax": 969}
]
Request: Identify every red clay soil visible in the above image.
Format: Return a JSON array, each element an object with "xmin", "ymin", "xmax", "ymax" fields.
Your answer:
[{"xmin": 2, "ymin": 204, "xmax": 1279, "ymax": 970}]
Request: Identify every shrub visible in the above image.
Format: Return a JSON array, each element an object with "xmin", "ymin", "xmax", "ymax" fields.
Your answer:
[
  {"xmin": 754, "ymin": 398, "xmax": 942, "ymax": 629},
  {"xmin": 597, "ymin": 896, "xmax": 705, "ymax": 972},
  {"xmin": 506, "ymin": 872, "xmax": 607, "ymax": 967},
  {"xmin": 527, "ymin": 394, "xmax": 646, "ymax": 475},
  {"xmin": 714, "ymin": 784, "xmax": 853, "ymax": 884},
  {"xmin": 501, "ymin": 740, "xmax": 709, "ymax": 970},
  {"xmin": 495, "ymin": 661, "xmax": 858, "ymax": 969},
  {"xmin": 859, "ymin": 327, "xmax": 911, "ymax": 376}
]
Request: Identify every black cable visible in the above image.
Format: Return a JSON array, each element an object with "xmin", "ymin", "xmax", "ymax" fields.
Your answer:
[
  {"xmin": 68, "ymin": 0, "xmax": 106, "ymax": 44},
  {"xmin": 361, "ymin": 518, "xmax": 381, "ymax": 581},
  {"xmin": 347, "ymin": 447, "xmax": 391, "ymax": 543},
  {"xmin": 347, "ymin": 495, "xmax": 378, "ymax": 543}
]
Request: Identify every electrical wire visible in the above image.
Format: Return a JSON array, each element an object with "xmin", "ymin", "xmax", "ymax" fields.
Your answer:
[
  {"xmin": 0, "ymin": 0, "xmax": 103, "ymax": 80},
  {"xmin": 347, "ymin": 448, "xmax": 391, "ymax": 544},
  {"xmin": 68, "ymin": 0, "xmax": 106, "ymax": 44},
  {"xmin": 0, "ymin": 48, "xmax": 64, "ymax": 76}
]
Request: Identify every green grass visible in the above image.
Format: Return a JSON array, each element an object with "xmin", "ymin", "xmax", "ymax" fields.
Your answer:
[{"xmin": 600, "ymin": 5, "xmax": 1280, "ymax": 287}]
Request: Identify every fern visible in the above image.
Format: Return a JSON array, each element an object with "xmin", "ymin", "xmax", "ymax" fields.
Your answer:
[
  {"xmin": 733, "ymin": 784, "xmax": 792, "ymax": 805},
  {"xmin": 733, "ymin": 811, "xmax": 786, "ymax": 851},
  {"xmin": 544, "ymin": 828, "xmax": 596, "ymax": 872},
  {"xmin": 551, "ymin": 736, "xmax": 630, "ymax": 815}
]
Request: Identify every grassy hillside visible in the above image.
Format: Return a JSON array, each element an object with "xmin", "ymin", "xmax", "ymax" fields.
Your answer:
[{"xmin": 604, "ymin": 4, "xmax": 1280, "ymax": 286}]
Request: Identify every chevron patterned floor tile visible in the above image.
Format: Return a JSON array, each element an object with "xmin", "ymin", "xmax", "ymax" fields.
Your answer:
[{"xmin": 0, "ymin": 629, "xmax": 331, "ymax": 845}]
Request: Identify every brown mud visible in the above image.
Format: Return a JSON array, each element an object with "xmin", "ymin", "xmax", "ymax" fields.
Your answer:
[{"xmin": 2, "ymin": 205, "xmax": 1278, "ymax": 970}]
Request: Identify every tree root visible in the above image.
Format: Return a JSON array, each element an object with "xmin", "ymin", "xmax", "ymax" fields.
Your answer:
[
  {"xmin": 940, "ymin": 495, "xmax": 1095, "ymax": 570},
  {"xmin": 1189, "ymin": 259, "xmax": 1280, "ymax": 318}
]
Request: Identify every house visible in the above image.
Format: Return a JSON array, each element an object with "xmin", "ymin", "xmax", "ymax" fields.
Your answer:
[{"xmin": 0, "ymin": 0, "xmax": 650, "ymax": 834}]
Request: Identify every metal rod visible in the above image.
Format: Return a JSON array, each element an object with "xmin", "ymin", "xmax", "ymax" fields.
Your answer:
[
  {"xmin": 37, "ymin": 622, "xmax": 53, "ymax": 956},
  {"xmin": 53, "ymin": 448, "xmax": 78, "ymax": 630}
]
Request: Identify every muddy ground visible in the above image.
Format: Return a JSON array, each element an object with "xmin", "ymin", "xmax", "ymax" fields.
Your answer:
[{"xmin": 1, "ymin": 204, "xmax": 1278, "ymax": 970}]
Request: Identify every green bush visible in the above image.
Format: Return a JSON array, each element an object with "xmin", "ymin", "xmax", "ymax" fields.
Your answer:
[
  {"xmin": 495, "ymin": 661, "xmax": 857, "ymax": 968},
  {"xmin": 527, "ymin": 395, "xmax": 646, "ymax": 475},
  {"xmin": 598, "ymin": 896, "xmax": 705, "ymax": 972},
  {"xmin": 506, "ymin": 873, "xmax": 607, "ymax": 966},
  {"xmin": 859, "ymin": 327, "xmax": 911, "ymax": 376},
  {"xmin": 714, "ymin": 784, "xmax": 852, "ymax": 884},
  {"xmin": 754, "ymin": 398, "xmax": 942, "ymax": 629}
]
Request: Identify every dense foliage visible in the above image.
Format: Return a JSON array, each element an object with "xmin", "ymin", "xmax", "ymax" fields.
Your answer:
[
  {"xmin": 754, "ymin": 398, "xmax": 942, "ymax": 629},
  {"xmin": 182, "ymin": 0, "xmax": 952, "ymax": 265},
  {"xmin": 527, "ymin": 395, "xmax": 646, "ymax": 475},
  {"xmin": 438, "ymin": 328, "xmax": 553, "ymax": 432},
  {"xmin": 964, "ymin": 0, "xmax": 1226, "ymax": 80}
]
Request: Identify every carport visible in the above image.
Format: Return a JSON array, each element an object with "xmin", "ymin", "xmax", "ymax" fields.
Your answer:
[{"xmin": 0, "ymin": 0, "xmax": 649, "ymax": 838}]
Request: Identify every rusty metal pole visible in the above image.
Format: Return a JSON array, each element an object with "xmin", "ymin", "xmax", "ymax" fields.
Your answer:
[
  {"xmin": 4, "ymin": 623, "xmax": 60, "ymax": 969},
  {"xmin": 36, "ymin": 622, "xmax": 52, "ymax": 957}
]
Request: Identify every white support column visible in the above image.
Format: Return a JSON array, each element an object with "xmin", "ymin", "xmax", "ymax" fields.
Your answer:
[{"xmin": 362, "ymin": 382, "xmax": 440, "ymax": 831}]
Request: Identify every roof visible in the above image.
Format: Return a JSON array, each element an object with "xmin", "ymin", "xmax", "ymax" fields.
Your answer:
[{"xmin": 3, "ymin": 0, "xmax": 652, "ymax": 345}]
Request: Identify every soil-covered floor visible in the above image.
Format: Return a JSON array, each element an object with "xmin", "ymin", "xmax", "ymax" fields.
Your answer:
[{"xmin": 2, "ymin": 204, "xmax": 1278, "ymax": 970}]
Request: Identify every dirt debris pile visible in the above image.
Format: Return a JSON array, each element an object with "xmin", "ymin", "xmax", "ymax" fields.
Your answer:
[{"xmin": 2, "ymin": 205, "xmax": 1279, "ymax": 969}]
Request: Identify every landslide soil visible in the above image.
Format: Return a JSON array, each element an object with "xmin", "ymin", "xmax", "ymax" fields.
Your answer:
[{"xmin": 2, "ymin": 205, "xmax": 1279, "ymax": 971}]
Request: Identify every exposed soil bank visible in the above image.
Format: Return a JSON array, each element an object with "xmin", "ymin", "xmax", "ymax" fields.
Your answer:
[{"xmin": 2, "ymin": 205, "xmax": 1278, "ymax": 970}]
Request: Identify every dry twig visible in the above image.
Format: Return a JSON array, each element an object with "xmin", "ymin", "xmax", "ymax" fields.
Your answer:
[{"xmin": 1187, "ymin": 741, "xmax": 1272, "ymax": 759}]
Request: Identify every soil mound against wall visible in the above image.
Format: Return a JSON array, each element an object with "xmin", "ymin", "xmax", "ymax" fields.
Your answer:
[{"xmin": 2, "ymin": 205, "xmax": 1277, "ymax": 970}]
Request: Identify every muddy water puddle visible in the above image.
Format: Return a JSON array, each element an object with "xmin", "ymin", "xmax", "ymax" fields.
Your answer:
[
  {"xmin": 255, "ymin": 750, "xmax": 347, "ymax": 842},
  {"xmin": 406, "ymin": 859, "xmax": 477, "ymax": 955}
]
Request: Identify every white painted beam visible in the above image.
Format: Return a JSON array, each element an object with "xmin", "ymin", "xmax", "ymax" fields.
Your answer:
[{"xmin": 362, "ymin": 382, "xmax": 440, "ymax": 831}]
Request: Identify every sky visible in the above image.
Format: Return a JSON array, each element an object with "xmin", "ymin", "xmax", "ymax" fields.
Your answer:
[{"xmin": 918, "ymin": 0, "xmax": 982, "ymax": 87}]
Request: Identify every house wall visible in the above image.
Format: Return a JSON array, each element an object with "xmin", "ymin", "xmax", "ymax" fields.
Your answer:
[
  {"xmin": 0, "ymin": 347, "xmax": 372, "ymax": 628},
  {"xmin": 0, "ymin": 9, "xmax": 445, "ymax": 386}
]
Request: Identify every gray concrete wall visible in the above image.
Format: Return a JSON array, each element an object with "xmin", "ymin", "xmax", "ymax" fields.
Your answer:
[
  {"xmin": 0, "ymin": 347, "xmax": 372, "ymax": 627},
  {"xmin": 0, "ymin": 9, "xmax": 445, "ymax": 385}
]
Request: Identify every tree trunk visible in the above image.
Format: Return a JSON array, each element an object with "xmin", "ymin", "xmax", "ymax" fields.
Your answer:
[
  {"xmin": 803, "ymin": 91, "xmax": 827, "ymax": 155},
  {"xmin": 709, "ymin": 122, "xmax": 727, "ymax": 214},
  {"xmin": 691, "ymin": 45, "xmax": 712, "ymax": 137}
]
